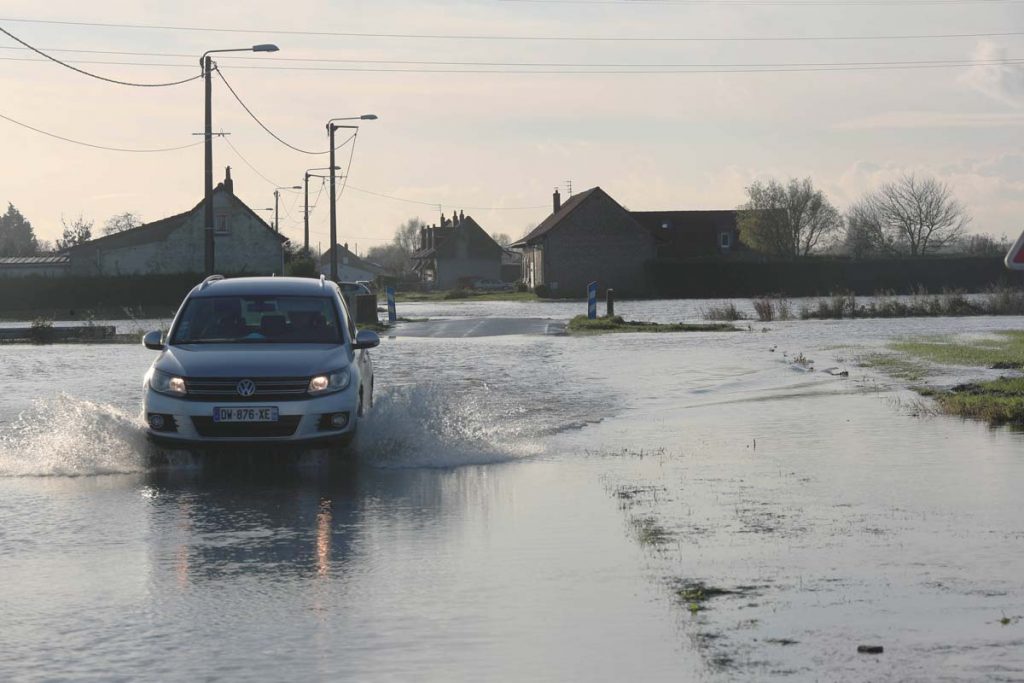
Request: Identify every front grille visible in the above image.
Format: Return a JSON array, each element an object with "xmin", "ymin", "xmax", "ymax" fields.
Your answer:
[
  {"xmin": 185, "ymin": 376, "xmax": 310, "ymax": 402},
  {"xmin": 191, "ymin": 415, "xmax": 302, "ymax": 438}
]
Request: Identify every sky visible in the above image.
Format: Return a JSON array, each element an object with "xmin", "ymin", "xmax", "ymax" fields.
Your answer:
[{"xmin": 1, "ymin": 0, "xmax": 1023, "ymax": 253}]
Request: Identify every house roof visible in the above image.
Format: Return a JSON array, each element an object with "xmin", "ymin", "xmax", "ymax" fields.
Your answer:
[
  {"xmin": 69, "ymin": 184, "xmax": 285, "ymax": 252},
  {"xmin": 320, "ymin": 243, "xmax": 387, "ymax": 274},
  {"xmin": 631, "ymin": 210, "xmax": 738, "ymax": 241},
  {"xmin": 511, "ymin": 187, "xmax": 604, "ymax": 247},
  {"xmin": 0, "ymin": 255, "xmax": 70, "ymax": 265}
]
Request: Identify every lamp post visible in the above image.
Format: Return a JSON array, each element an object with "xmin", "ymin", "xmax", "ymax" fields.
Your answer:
[
  {"xmin": 201, "ymin": 43, "xmax": 278, "ymax": 275},
  {"xmin": 273, "ymin": 185, "xmax": 301, "ymax": 232},
  {"xmin": 327, "ymin": 114, "xmax": 377, "ymax": 282},
  {"xmin": 303, "ymin": 166, "xmax": 339, "ymax": 255}
]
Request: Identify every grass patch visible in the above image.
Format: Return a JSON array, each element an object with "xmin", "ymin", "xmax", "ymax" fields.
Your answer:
[
  {"xmin": 886, "ymin": 331, "xmax": 1024, "ymax": 425},
  {"xmin": 567, "ymin": 315, "xmax": 735, "ymax": 334},
  {"xmin": 891, "ymin": 331, "xmax": 1024, "ymax": 369},
  {"xmin": 780, "ymin": 287, "xmax": 1024, "ymax": 320},
  {"xmin": 702, "ymin": 302, "xmax": 747, "ymax": 321},
  {"xmin": 921, "ymin": 377, "xmax": 1024, "ymax": 426},
  {"xmin": 858, "ymin": 352, "xmax": 930, "ymax": 382}
]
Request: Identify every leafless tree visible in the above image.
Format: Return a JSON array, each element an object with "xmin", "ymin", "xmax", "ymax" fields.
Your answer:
[
  {"xmin": 393, "ymin": 218, "xmax": 425, "ymax": 255},
  {"xmin": 55, "ymin": 214, "xmax": 93, "ymax": 251},
  {"xmin": 847, "ymin": 174, "xmax": 969, "ymax": 256},
  {"xmin": 738, "ymin": 177, "xmax": 843, "ymax": 257},
  {"xmin": 490, "ymin": 232, "xmax": 512, "ymax": 247},
  {"xmin": 102, "ymin": 211, "xmax": 143, "ymax": 235}
]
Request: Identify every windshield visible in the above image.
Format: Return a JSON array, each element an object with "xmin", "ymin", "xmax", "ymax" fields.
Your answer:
[{"xmin": 170, "ymin": 295, "xmax": 344, "ymax": 344}]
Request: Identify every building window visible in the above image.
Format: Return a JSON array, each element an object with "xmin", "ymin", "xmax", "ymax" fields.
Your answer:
[
  {"xmin": 215, "ymin": 214, "xmax": 229, "ymax": 235},
  {"xmin": 720, "ymin": 232, "xmax": 731, "ymax": 249}
]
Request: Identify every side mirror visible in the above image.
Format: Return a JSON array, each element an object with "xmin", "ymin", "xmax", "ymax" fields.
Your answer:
[
  {"xmin": 353, "ymin": 329, "xmax": 380, "ymax": 350},
  {"xmin": 143, "ymin": 330, "xmax": 164, "ymax": 351}
]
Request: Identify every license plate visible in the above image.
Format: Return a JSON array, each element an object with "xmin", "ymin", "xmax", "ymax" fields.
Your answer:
[{"xmin": 212, "ymin": 407, "xmax": 279, "ymax": 423}]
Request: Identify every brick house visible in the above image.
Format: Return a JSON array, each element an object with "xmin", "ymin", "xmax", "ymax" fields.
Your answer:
[
  {"xmin": 411, "ymin": 211, "xmax": 504, "ymax": 288},
  {"xmin": 513, "ymin": 187, "xmax": 657, "ymax": 297},
  {"xmin": 319, "ymin": 243, "xmax": 388, "ymax": 283},
  {"xmin": 631, "ymin": 210, "xmax": 742, "ymax": 259},
  {"xmin": 69, "ymin": 167, "xmax": 286, "ymax": 276}
]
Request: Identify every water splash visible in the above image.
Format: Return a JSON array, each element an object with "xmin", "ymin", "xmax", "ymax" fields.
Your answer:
[
  {"xmin": 355, "ymin": 384, "xmax": 542, "ymax": 469},
  {"xmin": 0, "ymin": 394, "xmax": 151, "ymax": 477}
]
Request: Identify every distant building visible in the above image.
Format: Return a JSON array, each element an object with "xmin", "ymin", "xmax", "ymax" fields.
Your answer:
[
  {"xmin": 513, "ymin": 187, "xmax": 657, "ymax": 297},
  {"xmin": 69, "ymin": 167, "xmax": 285, "ymax": 276},
  {"xmin": 631, "ymin": 210, "xmax": 742, "ymax": 259},
  {"xmin": 319, "ymin": 243, "xmax": 389, "ymax": 283},
  {"xmin": 0, "ymin": 254, "xmax": 70, "ymax": 278},
  {"xmin": 501, "ymin": 247, "xmax": 523, "ymax": 284},
  {"xmin": 411, "ymin": 211, "xmax": 504, "ymax": 288}
]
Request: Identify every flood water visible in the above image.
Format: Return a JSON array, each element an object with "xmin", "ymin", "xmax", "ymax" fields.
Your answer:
[{"xmin": 1, "ymin": 301, "xmax": 1023, "ymax": 681}]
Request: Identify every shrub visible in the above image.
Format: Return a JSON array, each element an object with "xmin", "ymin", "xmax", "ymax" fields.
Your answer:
[
  {"xmin": 703, "ymin": 302, "xmax": 746, "ymax": 321},
  {"xmin": 753, "ymin": 298, "xmax": 774, "ymax": 322},
  {"xmin": 514, "ymin": 281, "xmax": 529, "ymax": 293},
  {"xmin": 29, "ymin": 318, "xmax": 54, "ymax": 344},
  {"xmin": 534, "ymin": 284, "xmax": 551, "ymax": 298}
]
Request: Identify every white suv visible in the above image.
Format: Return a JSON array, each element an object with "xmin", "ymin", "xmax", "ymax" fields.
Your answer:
[{"xmin": 142, "ymin": 275, "xmax": 379, "ymax": 447}]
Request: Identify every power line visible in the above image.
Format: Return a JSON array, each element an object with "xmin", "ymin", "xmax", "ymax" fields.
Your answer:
[
  {"xmin": 217, "ymin": 67, "xmax": 334, "ymax": 155},
  {"xmin": 6, "ymin": 44, "xmax": 1024, "ymax": 67},
  {"xmin": 0, "ymin": 111, "xmax": 202, "ymax": 152},
  {"xmin": 0, "ymin": 24, "xmax": 201, "ymax": 86},
  {"xmin": 220, "ymin": 135, "xmax": 288, "ymax": 187},
  {"xmin": 500, "ymin": 0, "xmax": 1024, "ymax": 4},
  {"xmin": 3, "ymin": 15, "xmax": 1022, "ymax": 43},
  {"xmin": 3, "ymin": 54, "xmax": 1022, "ymax": 74}
]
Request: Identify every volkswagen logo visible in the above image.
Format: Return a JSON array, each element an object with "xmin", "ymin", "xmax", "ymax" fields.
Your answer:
[{"xmin": 236, "ymin": 379, "xmax": 257, "ymax": 397}]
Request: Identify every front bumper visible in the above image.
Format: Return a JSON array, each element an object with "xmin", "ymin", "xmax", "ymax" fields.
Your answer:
[{"xmin": 143, "ymin": 387, "xmax": 358, "ymax": 445}]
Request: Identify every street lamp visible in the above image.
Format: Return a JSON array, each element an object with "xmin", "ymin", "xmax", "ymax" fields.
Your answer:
[
  {"xmin": 273, "ymin": 185, "xmax": 302, "ymax": 233},
  {"xmin": 201, "ymin": 43, "xmax": 279, "ymax": 275},
  {"xmin": 327, "ymin": 114, "xmax": 377, "ymax": 281},
  {"xmin": 304, "ymin": 166, "xmax": 340, "ymax": 255}
]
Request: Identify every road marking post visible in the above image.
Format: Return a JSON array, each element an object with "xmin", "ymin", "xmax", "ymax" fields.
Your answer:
[
  {"xmin": 386, "ymin": 287, "xmax": 397, "ymax": 323},
  {"xmin": 587, "ymin": 281, "xmax": 598, "ymax": 320}
]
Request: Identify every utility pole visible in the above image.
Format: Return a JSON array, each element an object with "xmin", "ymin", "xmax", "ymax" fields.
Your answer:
[
  {"xmin": 303, "ymin": 173, "xmax": 309, "ymax": 252},
  {"xmin": 199, "ymin": 43, "xmax": 278, "ymax": 276},
  {"xmin": 274, "ymin": 188, "xmax": 280, "ymax": 232},
  {"xmin": 326, "ymin": 114, "xmax": 377, "ymax": 282},
  {"xmin": 203, "ymin": 55, "xmax": 214, "ymax": 275}
]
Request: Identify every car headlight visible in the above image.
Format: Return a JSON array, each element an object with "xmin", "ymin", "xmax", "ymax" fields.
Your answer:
[
  {"xmin": 308, "ymin": 368, "xmax": 351, "ymax": 395},
  {"xmin": 150, "ymin": 370, "xmax": 187, "ymax": 396}
]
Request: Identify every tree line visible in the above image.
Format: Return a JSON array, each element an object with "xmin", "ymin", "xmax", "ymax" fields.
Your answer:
[
  {"xmin": 738, "ymin": 174, "xmax": 1007, "ymax": 259},
  {"xmin": 0, "ymin": 204, "xmax": 143, "ymax": 257}
]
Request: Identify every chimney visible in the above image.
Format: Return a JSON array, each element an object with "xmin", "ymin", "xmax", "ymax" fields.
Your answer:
[
  {"xmin": 344, "ymin": 242, "xmax": 348, "ymax": 252},
  {"xmin": 553, "ymin": 188, "xmax": 561, "ymax": 213},
  {"xmin": 459, "ymin": 209, "xmax": 465, "ymax": 223},
  {"xmin": 224, "ymin": 166, "xmax": 233, "ymax": 194}
]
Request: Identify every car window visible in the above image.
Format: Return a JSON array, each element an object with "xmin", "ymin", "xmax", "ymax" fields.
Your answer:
[{"xmin": 170, "ymin": 295, "xmax": 342, "ymax": 344}]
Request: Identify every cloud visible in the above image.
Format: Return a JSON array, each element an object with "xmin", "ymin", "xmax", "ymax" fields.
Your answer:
[
  {"xmin": 833, "ymin": 110, "xmax": 1024, "ymax": 130},
  {"xmin": 960, "ymin": 41, "xmax": 1024, "ymax": 108}
]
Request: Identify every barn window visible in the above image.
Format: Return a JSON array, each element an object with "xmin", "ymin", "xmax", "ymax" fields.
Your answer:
[
  {"xmin": 215, "ymin": 214, "xmax": 229, "ymax": 235},
  {"xmin": 720, "ymin": 232, "xmax": 731, "ymax": 249}
]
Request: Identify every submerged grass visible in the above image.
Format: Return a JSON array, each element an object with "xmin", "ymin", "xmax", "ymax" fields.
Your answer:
[
  {"xmin": 737, "ymin": 287, "xmax": 1024, "ymax": 322},
  {"xmin": 883, "ymin": 331, "xmax": 1024, "ymax": 425},
  {"xmin": 568, "ymin": 315, "xmax": 735, "ymax": 334},
  {"xmin": 892, "ymin": 331, "xmax": 1024, "ymax": 368}
]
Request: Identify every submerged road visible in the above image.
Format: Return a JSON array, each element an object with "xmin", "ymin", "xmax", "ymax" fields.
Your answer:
[{"xmin": 392, "ymin": 317, "xmax": 566, "ymax": 338}]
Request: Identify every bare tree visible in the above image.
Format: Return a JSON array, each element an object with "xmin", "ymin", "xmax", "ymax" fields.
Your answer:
[
  {"xmin": 738, "ymin": 177, "xmax": 843, "ymax": 257},
  {"xmin": 847, "ymin": 174, "xmax": 969, "ymax": 256},
  {"xmin": 490, "ymin": 232, "xmax": 512, "ymax": 247},
  {"xmin": 102, "ymin": 211, "xmax": 143, "ymax": 235},
  {"xmin": 55, "ymin": 214, "xmax": 93, "ymax": 251},
  {"xmin": 394, "ymin": 218, "xmax": 425, "ymax": 255}
]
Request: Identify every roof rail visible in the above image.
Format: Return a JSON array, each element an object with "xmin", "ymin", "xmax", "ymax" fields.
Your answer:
[
  {"xmin": 200, "ymin": 274, "xmax": 224, "ymax": 290},
  {"xmin": 319, "ymin": 273, "xmax": 326, "ymax": 288}
]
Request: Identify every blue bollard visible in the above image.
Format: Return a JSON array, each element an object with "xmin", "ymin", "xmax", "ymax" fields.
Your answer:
[
  {"xmin": 386, "ymin": 287, "xmax": 397, "ymax": 323},
  {"xmin": 587, "ymin": 281, "xmax": 598, "ymax": 320}
]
